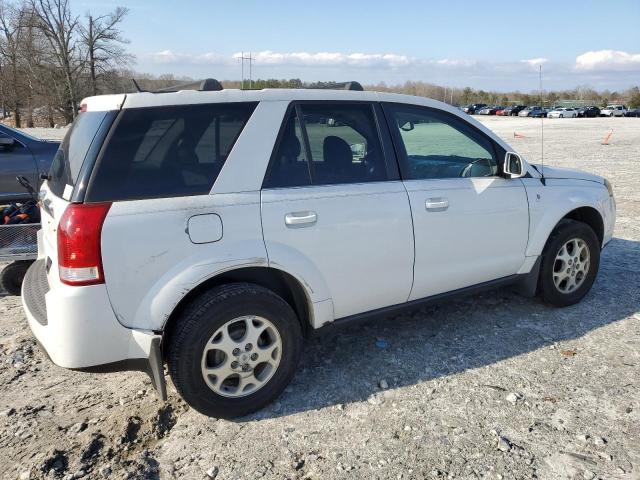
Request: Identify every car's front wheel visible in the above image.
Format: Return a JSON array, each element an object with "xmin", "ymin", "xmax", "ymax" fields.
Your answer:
[
  {"xmin": 167, "ymin": 283, "xmax": 303, "ymax": 418},
  {"xmin": 538, "ymin": 219, "xmax": 600, "ymax": 307}
]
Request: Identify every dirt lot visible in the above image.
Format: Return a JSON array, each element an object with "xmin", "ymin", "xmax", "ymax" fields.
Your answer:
[{"xmin": 1, "ymin": 117, "xmax": 638, "ymax": 480}]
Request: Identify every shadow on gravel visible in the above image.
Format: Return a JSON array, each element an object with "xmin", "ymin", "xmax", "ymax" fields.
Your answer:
[{"xmin": 246, "ymin": 237, "xmax": 640, "ymax": 421}]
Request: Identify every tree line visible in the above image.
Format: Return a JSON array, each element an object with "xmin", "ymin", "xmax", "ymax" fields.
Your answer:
[{"xmin": 246, "ymin": 80, "xmax": 640, "ymax": 109}]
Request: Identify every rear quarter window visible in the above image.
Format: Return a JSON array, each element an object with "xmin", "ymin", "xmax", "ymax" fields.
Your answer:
[
  {"xmin": 48, "ymin": 111, "xmax": 113, "ymax": 199},
  {"xmin": 86, "ymin": 102, "xmax": 257, "ymax": 202}
]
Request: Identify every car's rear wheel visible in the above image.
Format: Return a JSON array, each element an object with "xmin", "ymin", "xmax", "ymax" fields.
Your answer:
[
  {"xmin": 167, "ymin": 283, "xmax": 303, "ymax": 418},
  {"xmin": 538, "ymin": 219, "xmax": 600, "ymax": 307}
]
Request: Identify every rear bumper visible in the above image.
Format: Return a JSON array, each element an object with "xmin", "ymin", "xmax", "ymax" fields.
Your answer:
[{"xmin": 21, "ymin": 259, "xmax": 161, "ymax": 370}]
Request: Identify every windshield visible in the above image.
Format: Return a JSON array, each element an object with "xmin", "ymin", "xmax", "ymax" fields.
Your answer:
[{"xmin": 48, "ymin": 111, "xmax": 112, "ymax": 199}]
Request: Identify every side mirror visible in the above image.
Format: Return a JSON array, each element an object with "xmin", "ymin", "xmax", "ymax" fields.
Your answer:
[
  {"xmin": 0, "ymin": 136, "xmax": 15, "ymax": 149},
  {"xmin": 503, "ymin": 152, "xmax": 525, "ymax": 178},
  {"xmin": 399, "ymin": 120, "xmax": 414, "ymax": 132}
]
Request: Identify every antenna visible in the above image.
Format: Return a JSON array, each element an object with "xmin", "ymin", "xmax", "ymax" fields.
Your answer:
[
  {"xmin": 131, "ymin": 78, "xmax": 145, "ymax": 92},
  {"xmin": 539, "ymin": 65, "xmax": 546, "ymax": 185}
]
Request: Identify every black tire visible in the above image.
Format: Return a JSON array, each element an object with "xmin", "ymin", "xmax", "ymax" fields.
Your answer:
[
  {"xmin": 0, "ymin": 260, "xmax": 32, "ymax": 296},
  {"xmin": 167, "ymin": 283, "xmax": 303, "ymax": 418},
  {"xmin": 538, "ymin": 219, "xmax": 600, "ymax": 307}
]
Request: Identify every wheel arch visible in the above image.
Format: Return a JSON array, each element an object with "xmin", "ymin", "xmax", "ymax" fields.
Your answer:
[
  {"xmin": 561, "ymin": 206, "xmax": 604, "ymax": 247},
  {"xmin": 527, "ymin": 197, "xmax": 607, "ymax": 258},
  {"xmin": 162, "ymin": 266, "xmax": 314, "ymax": 353}
]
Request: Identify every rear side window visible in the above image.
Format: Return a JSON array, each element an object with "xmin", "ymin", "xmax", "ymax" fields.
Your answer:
[
  {"xmin": 49, "ymin": 111, "xmax": 112, "ymax": 199},
  {"xmin": 263, "ymin": 109, "xmax": 311, "ymax": 188},
  {"xmin": 86, "ymin": 102, "xmax": 257, "ymax": 202},
  {"xmin": 264, "ymin": 102, "xmax": 388, "ymax": 188}
]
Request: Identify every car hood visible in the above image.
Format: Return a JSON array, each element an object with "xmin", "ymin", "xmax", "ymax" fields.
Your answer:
[{"xmin": 532, "ymin": 164, "xmax": 603, "ymax": 183}]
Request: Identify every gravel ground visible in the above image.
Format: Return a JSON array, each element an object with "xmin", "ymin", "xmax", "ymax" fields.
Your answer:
[{"xmin": 1, "ymin": 117, "xmax": 638, "ymax": 480}]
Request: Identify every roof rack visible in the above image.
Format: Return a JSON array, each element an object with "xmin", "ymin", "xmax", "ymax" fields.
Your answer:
[
  {"xmin": 153, "ymin": 78, "xmax": 224, "ymax": 93},
  {"xmin": 311, "ymin": 81, "xmax": 364, "ymax": 91},
  {"xmin": 131, "ymin": 78, "xmax": 224, "ymax": 93}
]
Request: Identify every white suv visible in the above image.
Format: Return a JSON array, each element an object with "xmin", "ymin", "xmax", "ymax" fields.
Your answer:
[
  {"xmin": 22, "ymin": 80, "xmax": 616, "ymax": 418},
  {"xmin": 600, "ymin": 105, "xmax": 628, "ymax": 117}
]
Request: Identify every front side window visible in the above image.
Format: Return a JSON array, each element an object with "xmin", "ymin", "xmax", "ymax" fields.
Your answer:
[
  {"xmin": 87, "ymin": 102, "xmax": 257, "ymax": 202},
  {"xmin": 384, "ymin": 104, "xmax": 499, "ymax": 180},
  {"xmin": 264, "ymin": 102, "xmax": 388, "ymax": 188}
]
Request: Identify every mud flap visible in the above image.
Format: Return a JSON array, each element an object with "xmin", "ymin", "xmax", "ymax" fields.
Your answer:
[
  {"xmin": 515, "ymin": 256, "xmax": 542, "ymax": 297},
  {"xmin": 146, "ymin": 337, "xmax": 167, "ymax": 401}
]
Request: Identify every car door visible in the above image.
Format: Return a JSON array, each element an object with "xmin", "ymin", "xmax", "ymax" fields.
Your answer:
[
  {"xmin": 382, "ymin": 102, "xmax": 529, "ymax": 301},
  {"xmin": 0, "ymin": 131, "xmax": 38, "ymax": 201},
  {"xmin": 261, "ymin": 102, "xmax": 414, "ymax": 320}
]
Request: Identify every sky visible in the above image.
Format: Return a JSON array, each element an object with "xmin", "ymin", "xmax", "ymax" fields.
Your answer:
[{"xmin": 77, "ymin": 0, "xmax": 640, "ymax": 92}]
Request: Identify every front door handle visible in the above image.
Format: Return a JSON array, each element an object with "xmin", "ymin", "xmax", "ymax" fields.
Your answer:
[
  {"xmin": 425, "ymin": 198, "xmax": 449, "ymax": 212},
  {"xmin": 285, "ymin": 211, "xmax": 317, "ymax": 227}
]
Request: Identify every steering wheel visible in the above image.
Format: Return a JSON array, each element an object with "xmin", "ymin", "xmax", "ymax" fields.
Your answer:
[{"xmin": 459, "ymin": 158, "xmax": 493, "ymax": 178}]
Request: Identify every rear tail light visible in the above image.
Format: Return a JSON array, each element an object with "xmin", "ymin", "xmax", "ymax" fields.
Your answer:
[{"xmin": 58, "ymin": 203, "xmax": 111, "ymax": 286}]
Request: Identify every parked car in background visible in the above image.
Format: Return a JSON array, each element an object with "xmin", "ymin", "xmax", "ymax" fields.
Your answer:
[
  {"xmin": 547, "ymin": 107, "xmax": 578, "ymax": 118},
  {"xmin": 520, "ymin": 106, "xmax": 546, "ymax": 117},
  {"xmin": 577, "ymin": 106, "xmax": 601, "ymax": 118},
  {"xmin": 518, "ymin": 106, "xmax": 538, "ymax": 117},
  {"xmin": 624, "ymin": 108, "xmax": 640, "ymax": 117},
  {"xmin": 495, "ymin": 107, "xmax": 508, "ymax": 116},
  {"xmin": 21, "ymin": 81, "xmax": 616, "ymax": 418},
  {"xmin": 477, "ymin": 106, "xmax": 504, "ymax": 115},
  {"xmin": 600, "ymin": 105, "xmax": 628, "ymax": 117},
  {"xmin": 462, "ymin": 103, "xmax": 487, "ymax": 115},
  {"xmin": 504, "ymin": 105, "xmax": 527, "ymax": 116},
  {"xmin": 529, "ymin": 108, "xmax": 548, "ymax": 118},
  {"xmin": 0, "ymin": 124, "xmax": 60, "ymax": 202}
]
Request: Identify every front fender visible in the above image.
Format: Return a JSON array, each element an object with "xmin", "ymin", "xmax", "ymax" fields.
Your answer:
[{"xmin": 523, "ymin": 178, "xmax": 610, "ymax": 256}]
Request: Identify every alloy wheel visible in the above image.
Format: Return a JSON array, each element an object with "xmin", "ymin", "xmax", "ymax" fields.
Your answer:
[
  {"xmin": 200, "ymin": 316, "xmax": 282, "ymax": 398},
  {"xmin": 552, "ymin": 238, "xmax": 590, "ymax": 294}
]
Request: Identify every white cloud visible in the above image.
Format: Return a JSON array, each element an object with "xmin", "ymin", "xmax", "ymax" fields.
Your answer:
[
  {"xmin": 148, "ymin": 50, "xmax": 230, "ymax": 65},
  {"xmin": 433, "ymin": 59, "xmax": 477, "ymax": 67},
  {"xmin": 149, "ymin": 50, "xmax": 415, "ymax": 68},
  {"xmin": 575, "ymin": 50, "xmax": 640, "ymax": 71},
  {"xmin": 140, "ymin": 50, "xmax": 639, "ymax": 90},
  {"xmin": 240, "ymin": 51, "xmax": 415, "ymax": 67},
  {"xmin": 521, "ymin": 58, "xmax": 548, "ymax": 67}
]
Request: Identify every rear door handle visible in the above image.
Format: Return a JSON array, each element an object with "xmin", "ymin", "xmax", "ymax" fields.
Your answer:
[
  {"xmin": 285, "ymin": 211, "xmax": 317, "ymax": 227},
  {"xmin": 425, "ymin": 198, "xmax": 449, "ymax": 212}
]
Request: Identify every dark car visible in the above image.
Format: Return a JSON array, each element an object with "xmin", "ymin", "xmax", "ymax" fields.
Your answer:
[
  {"xmin": 624, "ymin": 108, "xmax": 640, "ymax": 117},
  {"xmin": 577, "ymin": 106, "xmax": 601, "ymax": 118},
  {"xmin": 505, "ymin": 105, "xmax": 527, "ymax": 116},
  {"xmin": 462, "ymin": 103, "xmax": 487, "ymax": 115},
  {"xmin": 0, "ymin": 124, "xmax": 60, "ymax": 202},
  {"xmin": 529, "ymin": 107, "xmax": 548, "ymax": 118}
]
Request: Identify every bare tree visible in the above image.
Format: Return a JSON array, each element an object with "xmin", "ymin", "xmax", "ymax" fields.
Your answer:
[
  {"xmin": 30, "ymin": 0, "xmax": 81, "ymax": 121},
  {"xmin": 79, "ymin": 7, "xmax": 131, "ymax": 96},
  {"xmin": 0, "ymin": 0, "xmax": 26, "ymax": 126}
]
